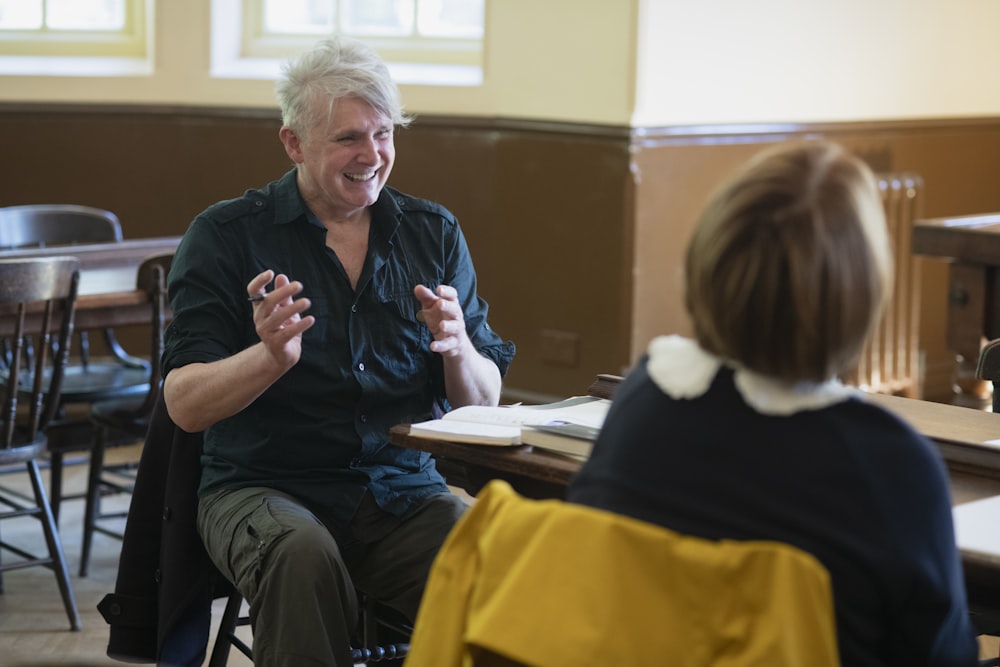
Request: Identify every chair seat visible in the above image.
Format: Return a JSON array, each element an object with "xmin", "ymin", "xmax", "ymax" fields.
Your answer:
[
  {"xmin": 22, "ymin": 362, "xmax": 150, "ymax": 403},
  {"xmin": 91, "ymin": 396, "xmax": 152, "ymax": 440},
  {"xmin": 0, "ymin": 433, "xmax": 47, "ymax": 466}
]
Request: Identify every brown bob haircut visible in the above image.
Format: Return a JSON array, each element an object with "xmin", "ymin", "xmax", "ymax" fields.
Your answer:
[{"xmin": 684, "ymin": 140, "xmax": 892, "ymax": 383}]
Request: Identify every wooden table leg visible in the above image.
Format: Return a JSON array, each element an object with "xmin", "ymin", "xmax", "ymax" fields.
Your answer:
[{"xmin": 947, "ymin": 263, "xmax": 991, "ymax": 409}]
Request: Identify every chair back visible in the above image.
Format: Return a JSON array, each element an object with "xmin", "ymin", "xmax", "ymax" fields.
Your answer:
[
  {"xmin": 406, "ymin": 479, "xmax": 840, "ymax": 667},
  {"xmin": 130, "ymin": 252, "xmax": 173, "ymax": 418},
  {"xmin": 0, "ymin": 257, "xmax": 80, "ymax": 454},
  {"xmin": 976, "ymin": 339, "xmax": 1000, "ymax": 412},
  {"xmin": 0, "ymin": 204, "xmax": 122, "ymax": 249}
]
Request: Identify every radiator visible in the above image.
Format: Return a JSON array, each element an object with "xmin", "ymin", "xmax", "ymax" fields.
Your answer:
[{"xmin": 845, "ymin": 173, "xmax": 924, "ymax": 397}]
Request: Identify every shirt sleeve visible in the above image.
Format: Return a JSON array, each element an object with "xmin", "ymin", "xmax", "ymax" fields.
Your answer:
[
  {"xmin": 163, "ymin": 215, "xmax": 252, "ymax": 374},
  {"xmin": 873, "ymin": 429, "xmax": 979, "ymax": 665},
  {"xmin": 441, "ymin": 217, "xmax": 516, "ymax": 377}
]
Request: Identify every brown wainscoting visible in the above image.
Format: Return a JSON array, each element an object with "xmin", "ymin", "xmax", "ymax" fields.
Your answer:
[
  {"xmin": 4, "ymin": 104, "xmax": 1000, "ymax": 400},
  {"xmin": 629, "ymin": 118, "xmax": 1000, "ymax": 403}
]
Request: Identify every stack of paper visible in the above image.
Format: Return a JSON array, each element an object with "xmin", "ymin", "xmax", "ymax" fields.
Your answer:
[{"xmin": 407, "ymin": 396, "xmax": 611, "ymax": 453}]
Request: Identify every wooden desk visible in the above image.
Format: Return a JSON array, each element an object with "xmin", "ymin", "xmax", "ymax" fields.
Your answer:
[
  {"xmin": 0, "ymin": 236, "xmax": 180, "ymax": 333},
  {"xmin": 390, "ymin": 380, "xmax": 1000, "ymax": 497},
  {"xmin": 390, "ymin": 424, "xmax": 578, "ymax": 499},
  {"xmin": 390, "ymin": 389, "xmax": 1000, "ymax": 614},
  {"xmin": 865, "ymin": 392, "xmax": 1000, "ymax": 482},
  {"xmin": 390, "ymin": 392, "xmax": 1000, "ymax": 501},
  {"xmin": 913, "ymin": 213, "xmax": 1000, "ymax": 404},
  {"xmin": 955, "ymin": 496, "xmax": 1000, "ymax": 568}
]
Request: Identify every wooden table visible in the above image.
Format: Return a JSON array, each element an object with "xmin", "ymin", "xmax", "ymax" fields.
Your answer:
[
  {"xmin": 391, "ymin": 391, "xmax": 1000, "ymax": 501},
  {"xmin": 389, "ymin": 387, "xmax": 1000, "ymax": 613},
  {"xmin": 913, "ymin": 213, "xmax": 1000, "ymax": 405},
  {"xmin": 0, "ymin": 236, "xmax": 181, "ymax": 334},
  {"xmin": 391, "ymin": 377, "xmax": 1000, "ymax": 497},
  {"xmin": 390, "ymin": 424, "xmax": 579, "ymax": 499}
]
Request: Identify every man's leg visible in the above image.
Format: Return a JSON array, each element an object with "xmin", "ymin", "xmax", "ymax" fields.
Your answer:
[
  {"xmin": 349, "ymin": 492, "xmax": 468, "ymax": 621},
  {"xmin": 198, "ymin": 486, "xmax": 359, "ymax": 667}
]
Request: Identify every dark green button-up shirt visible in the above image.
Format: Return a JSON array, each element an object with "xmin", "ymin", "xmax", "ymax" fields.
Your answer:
[{"xmin": 163, "ymin": 169, "xmax": 515, "ymax": 529}]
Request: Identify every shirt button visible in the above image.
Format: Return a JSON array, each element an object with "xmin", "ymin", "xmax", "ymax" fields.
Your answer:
[
  {"xmin": 358, "ymin": 362, "xmax": 365, "ymax": 371},
  {"xmin": 360, "ymin": 415, "xmax": 368, "ymax": 423},
  {"xmin": 351, "ymin": 304, "xmax": 357, "ymax": 313}
]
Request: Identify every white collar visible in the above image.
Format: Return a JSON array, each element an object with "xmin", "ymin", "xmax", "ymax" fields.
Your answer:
[{"xmin": 646, "ymin": 335, "xmax": 858, "ymax": 416}]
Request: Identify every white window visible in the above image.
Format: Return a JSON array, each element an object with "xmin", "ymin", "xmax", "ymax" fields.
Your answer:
[
  {"xmin": 212, "ymin": 0, "xmax": 485, "ymax": 85},
  {"xmin": 0, "ymin": 0, "xmax": 149, "ymax": 75}
]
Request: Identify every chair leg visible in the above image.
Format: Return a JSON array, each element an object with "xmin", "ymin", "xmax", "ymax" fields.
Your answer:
[
  {"xmin": 49, "ymin": 450, "xmax": 64, "ymax": 523},
  {"xmin": 356, "ymin": 594, "xmax": 410, "ymax": 665},
  {"xmin": 209, "ymin": 591, "xmax": 248, "ymax": 667},
  {"xmin": 26, "ymin": 459, "xmax": 81, "ymax": 631},
  {"xmin": 80, "ymin": 426, "xmax": 108, "ymax": 577}
]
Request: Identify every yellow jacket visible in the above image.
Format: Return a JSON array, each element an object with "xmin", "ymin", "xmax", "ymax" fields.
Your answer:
[{"xmin": 405, "ymin": 480, "xmax": 839, "ymax": 667}]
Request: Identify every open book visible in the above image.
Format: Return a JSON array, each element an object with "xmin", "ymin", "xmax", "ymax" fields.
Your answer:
[{"xmin": 407, "ymin": 396, "xmax": 611, "ymax": 449}]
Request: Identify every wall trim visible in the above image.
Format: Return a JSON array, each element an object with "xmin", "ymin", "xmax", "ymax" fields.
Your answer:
[{"xmin": 3, "ymin": 101, "xmax": 999, "ymax": 144}]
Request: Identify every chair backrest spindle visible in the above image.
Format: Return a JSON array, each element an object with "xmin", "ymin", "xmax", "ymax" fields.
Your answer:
[{"xmin": 0, "ymin": 256, "xmax": 79, "ymax": 449}]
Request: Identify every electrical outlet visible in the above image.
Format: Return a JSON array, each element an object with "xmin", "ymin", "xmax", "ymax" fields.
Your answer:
[{"xmin": 540, "ymin": 329, "xmax": 580, "ymax": 367}]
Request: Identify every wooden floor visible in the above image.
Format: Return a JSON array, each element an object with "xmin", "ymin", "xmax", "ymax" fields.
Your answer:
[{"xmin": 0, "ymin": 444, "xmax": 253, "ymax": 667}]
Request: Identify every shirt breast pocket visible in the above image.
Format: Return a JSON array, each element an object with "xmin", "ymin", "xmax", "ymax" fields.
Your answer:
[{"xmin": 368, "ymin": 286, "xmax": 432, "ymax": 379}]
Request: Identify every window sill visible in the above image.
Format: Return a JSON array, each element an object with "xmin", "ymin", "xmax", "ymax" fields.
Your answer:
[
  {"xmin": 0, "ymin": 55, "xmax": 153, "ymax": 77},
  {"xmin": 209, "ymin": 54, "xmax": 482, "ymax": 87}
]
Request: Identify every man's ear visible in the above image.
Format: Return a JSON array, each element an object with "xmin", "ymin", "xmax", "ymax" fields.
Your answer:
[{"xmin": 279, "ymin": 126, "xmax": 303, "ymax": 163}]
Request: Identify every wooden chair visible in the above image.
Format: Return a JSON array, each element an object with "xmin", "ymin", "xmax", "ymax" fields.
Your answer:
[
  {"xmin": 976, "ymin": 338, "xmax": 1000, "ymax": 413},
  {"xmin": 79, "ymin": 252, "xmax": 173, "ymax": 577},
  {"xmin": 0, "ymin": 256, "xmax": 82, "ymax": 631},
  {"xmin": 973, "ymin": 339, "xmax": 1000, "ymax": 665},
  {"xmin": 98, "ymin": 391, "xmax": 412, "ymax": 665},
  {"xmin": 210, "ymin": 589, "xmax": 411, "ymax": 666},
  {"xmin": 405, "ymin": 479, "xmax": 840, "ymax": 667},
  {"xmin": 0, "ymin": 204, "xmax": 151, "ymax": 522}
]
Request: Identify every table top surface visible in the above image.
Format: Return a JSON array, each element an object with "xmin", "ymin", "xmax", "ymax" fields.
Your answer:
[
  {"xmin": 390, "ymin": 423, "xmax": 580, "ymax": 487},
  {"xmin": 392, "ymin": 391, "xmax": 1000, "ymax": 488},
  {"xmin": 0, "ymin": 236, "xmax": 181, "ymax": 330},
  {"xmin": 390, "ymin": 389, "xmax": 1000, "ymax": 570},
  {"xmin": 954, "ymin": 494, "xmax": 1000, "ymax": 567},
  {"xmin": 913, "ymin": 212, "xmax": 1000, "ymax": 262},
  {"xmin": 864, "ymin": 392, "xmax": 1000, "ymax": 446}
]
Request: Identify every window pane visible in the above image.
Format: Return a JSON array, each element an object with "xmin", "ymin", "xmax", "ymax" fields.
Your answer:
[
  {"xmin": 46, "ymin": 0, "xmax": 125, "ymax": 30},
  {"xmin": 341, "ymin": 0, "xmax": 413, "ymax": 36},
  {"xmin": 417, "ymin": 0, "xmax": 483, "ymax": 38},
  {"xmin": 0, "ymin": 0, "xmax": 43, "ymax": 29},
  {"xmin": 263, "ymin": 0, "xmax": 334, "ymax": 35}
]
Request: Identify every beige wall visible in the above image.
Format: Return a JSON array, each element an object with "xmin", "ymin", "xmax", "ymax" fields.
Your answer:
[
  {"xmin": 0, "ymin": 0, "xmax": 637, "ymax": 125},
  {"xmin": 3, "ymin": 1, "xmax": 1000, "ymax": 400},
  {"xmin": 4, "ymin": 1, "xmax": 999, "ymax": 125},
  {"xmin": 634, "ymin": 0, "xmax": 1000, "ymax": 125}
]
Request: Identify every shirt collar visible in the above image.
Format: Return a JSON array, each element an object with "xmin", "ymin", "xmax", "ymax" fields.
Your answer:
[
  {"xmin": 646, "ymin": 335, "xmax": 857, "ymax": 416},
  {"xmin": 270, "ymin": 169, "xmax": 310, "ymax": 226},
  {"xmin": 271, "ymin": 168, "xmax": 402, "ymax": 241}
]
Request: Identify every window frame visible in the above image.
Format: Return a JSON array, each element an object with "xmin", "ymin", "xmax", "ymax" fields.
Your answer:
[
  {"xmin": 0, "ymin": 0, "xmax": 148, "ymax": 58},
  {"xmin": 218, "ymin": 0, "xmax": 484, "ymax": 86}
]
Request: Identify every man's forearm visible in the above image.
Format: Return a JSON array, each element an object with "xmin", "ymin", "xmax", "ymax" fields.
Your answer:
[
  {"xmin": 443, "ymin": 342, "xmax": 502, "ymax": 408},
  {"xmin": 163, "ymin": 342, "xmax": 290, "ymax": 432}
]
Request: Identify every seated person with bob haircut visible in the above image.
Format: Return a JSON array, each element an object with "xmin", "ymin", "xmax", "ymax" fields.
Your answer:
[{"xmin": 568, "ymin": 140, "xmax": 979, "ymax": 666}]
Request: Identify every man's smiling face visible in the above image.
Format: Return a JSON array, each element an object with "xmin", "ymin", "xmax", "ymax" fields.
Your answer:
[{"xmin": 285, "ymin": 95, "xmax": 395, "ymax": 221}]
